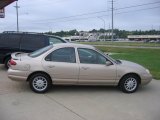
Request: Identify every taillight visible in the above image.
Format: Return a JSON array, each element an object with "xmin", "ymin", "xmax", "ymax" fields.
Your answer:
[{"xmin": 10, "ymin": 59, "xmax": 17, "ymax": 65}]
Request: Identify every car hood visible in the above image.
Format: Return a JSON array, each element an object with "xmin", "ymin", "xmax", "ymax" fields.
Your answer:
[{"xmin": 119, "ymin": 60, "xmax": 146, "ymax": 71}]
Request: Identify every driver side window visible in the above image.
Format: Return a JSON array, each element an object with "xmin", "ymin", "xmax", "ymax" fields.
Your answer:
[{"xmin": 78, "ymin": 48, "xmax": 108, "ymax": 64}]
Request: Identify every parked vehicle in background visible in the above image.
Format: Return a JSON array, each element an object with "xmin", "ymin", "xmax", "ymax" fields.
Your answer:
[
  {"xmin": 0, "ymin": 31, "xmax": 67, "ymax": 68},
  {"xmin": 8, "ymin": 43, "xmax": 152, "ymax": 93}
]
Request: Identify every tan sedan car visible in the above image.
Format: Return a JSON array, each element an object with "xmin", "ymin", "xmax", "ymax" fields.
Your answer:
[{"xmin": 8, "ymin": 43, "xmax": 152, "ymax": 93}]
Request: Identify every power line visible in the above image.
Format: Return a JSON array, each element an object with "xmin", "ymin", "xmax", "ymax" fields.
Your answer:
[
  {"xmin": 19, "ymin": 0, "xmax": 69, "ymax": 8},
  {"xmin": 41, "ymin": 6, "xmax": 160, "ymax": 23},
  {"xmin": 13, "ymin": 2, "xmax": 160, "ymax": 31},
  {"xmin": 115, "ymin": 6, "xmax": 160, "ymax": 15},
  {"xmin": 30, "ymin": 10, "xmax": 107, "ymax": 23},
  {"xmin": 20, "ymin": 5, "xmax": 160, "ymax": 27},
  {"xmin": 116, "ymin": 1, "xmax": 160, "ymax": 10},
  {"xmin": 28, "ymin": 1, "xmax": 160, "ymax": 23}
]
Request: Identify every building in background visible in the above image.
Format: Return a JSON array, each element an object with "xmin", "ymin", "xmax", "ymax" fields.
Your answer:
[
  {"xmin": 128, "ymin": 35, "xmax": 160, "ymax": 42},
  {"xmin": 63, "ymin": 31, "xmax": 115, "ymax": 42},
  {"xmin": 0, "ymin": 0, "xmax": 16, "ymax": 18}
]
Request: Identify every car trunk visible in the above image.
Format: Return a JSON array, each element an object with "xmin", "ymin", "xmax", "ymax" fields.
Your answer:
[{"xmin": 10, "ymin": 52, "xmax": 31, "ymax": 71}]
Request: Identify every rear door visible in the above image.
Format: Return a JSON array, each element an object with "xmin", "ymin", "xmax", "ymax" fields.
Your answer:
[
  {"xmin": 42, "ymin": 47, "xmax": 79, "ymax": 84},
  {"xmin": 20, "ymin": 34, "xmax": 48, "ymax": 53}
]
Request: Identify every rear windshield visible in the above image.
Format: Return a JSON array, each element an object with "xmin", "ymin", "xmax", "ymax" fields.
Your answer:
[{"xmin": 28, "ymin": 45, "xmax": 53, "ymax": 58}]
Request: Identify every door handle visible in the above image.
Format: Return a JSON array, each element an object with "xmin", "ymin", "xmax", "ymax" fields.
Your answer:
[
  {"xmin": 47, "ymin": 65, "xmax": 55, "ymax": 68},
  {"xmin": 81, "ymin": 67, "xmax": 89, "ymax": 70}
]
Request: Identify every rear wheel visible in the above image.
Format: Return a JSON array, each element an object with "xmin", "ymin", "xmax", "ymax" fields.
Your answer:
[
  {"xmin": 29, "ymin": 73, "xmax": 52, "ymax": 93},
  {"xmin": 4, "ymin": 57, "xmax": 11, "ymax": 69},
  {"xmin": 119, "ymin": 74, "xmax": 140, "ymax": 93}
]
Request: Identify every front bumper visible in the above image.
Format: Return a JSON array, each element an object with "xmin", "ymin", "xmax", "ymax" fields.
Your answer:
[
  {"xmin": 141, "ymin": 73, "xmax": 152, "ymax": 85},
  {"xmin": 8, "ymin": 68, "xmax": 29, "ymax": 81}
]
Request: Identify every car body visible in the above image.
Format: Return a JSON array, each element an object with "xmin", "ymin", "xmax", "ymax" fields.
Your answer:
[
  {"xmin": 0, "ymin": 31, "xmax": 67, "ymax": 68},
  {"xmin": 8, "ymin": 43, "xmax": 152, "ymax": 93}
]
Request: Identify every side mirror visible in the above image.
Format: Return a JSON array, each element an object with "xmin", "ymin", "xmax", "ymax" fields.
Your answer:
[{"xmin": 106, "ymin": 61, "xmax": 112, "ymax": 66}]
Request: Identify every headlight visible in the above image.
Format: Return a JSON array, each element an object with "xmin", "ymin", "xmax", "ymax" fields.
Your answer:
[{"xmin": 145, "ymin": 69, "xmax": 150, "ymax": 74}]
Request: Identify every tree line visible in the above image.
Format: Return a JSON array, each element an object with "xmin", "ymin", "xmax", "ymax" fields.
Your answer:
[{"xmin": 45, "ymin": 29, "xmax": 160, "ymax": 38}]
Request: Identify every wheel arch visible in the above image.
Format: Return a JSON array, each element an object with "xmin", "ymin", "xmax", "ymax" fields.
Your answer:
[
  {"xmin": 3, "ymin": 54, "xmax": 11, "ymax": 63},
  {"xmin": 118, "ymin": 73, "xmax": 141, "ymax": 86},
  {"xmin": 27, "ymin": 71, "xmax": 52, "ymax": 83}
]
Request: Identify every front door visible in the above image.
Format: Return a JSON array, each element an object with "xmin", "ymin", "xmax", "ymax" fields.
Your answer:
[{"xmin": 77, "ymin": 48, "xmax": 117, "ymax": 85}]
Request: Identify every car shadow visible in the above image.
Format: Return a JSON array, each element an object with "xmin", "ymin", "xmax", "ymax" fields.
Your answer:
[{"xmin": 48, "ymin": 85, "xmax": 121, "ymax": 94}]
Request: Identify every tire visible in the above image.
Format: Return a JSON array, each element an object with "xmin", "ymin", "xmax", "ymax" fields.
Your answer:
[
  {"xmin": 119, "ymin": 74, "xmax": 140, "ymax": 93},
  {"xmin": 29, "ymin": 73, "xmax": 52, "ymax": 93},
  {"xmin": 4, "ymin": 57, "xmax": 11, "ymax": 69}
]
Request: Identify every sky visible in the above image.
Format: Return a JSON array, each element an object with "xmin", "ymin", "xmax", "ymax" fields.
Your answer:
[{"xmin": 0, "ymin": 0, "xmax": 160, "ymax": 32}]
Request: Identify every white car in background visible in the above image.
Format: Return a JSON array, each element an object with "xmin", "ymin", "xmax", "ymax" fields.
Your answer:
[{"xmin": 8, "ymin": 43, "xmax": 152, "ymax": 93}]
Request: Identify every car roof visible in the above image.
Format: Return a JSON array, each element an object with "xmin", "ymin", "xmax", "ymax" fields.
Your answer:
[
  {"xmin": 53, "ymin": 43, "xmax": 95, "ymax": 49},
  {"xmin": 1, "ymin": 31, "xmax": 62, "ymax": 38},
  {"xmin": 0, "ymin": 31, "xmax": 67, "ymax": 42}
]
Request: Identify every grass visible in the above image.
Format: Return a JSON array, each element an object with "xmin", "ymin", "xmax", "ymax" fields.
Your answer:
[
  {"xmin": 78, "ymin": 41, "xmax": 160, "ymax": 47},
  {"xmin": 96, "ymin": 46, "xmax": 160, "ymax": 80}
]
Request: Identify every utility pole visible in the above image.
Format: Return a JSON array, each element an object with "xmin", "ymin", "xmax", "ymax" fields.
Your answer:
[
  {"xmin": 111, "ymin": 0, "xmax": 114, "ymax": 41},
  {"xmin": 109, "ymin": 23, "xmax": 110, "ymax": 40},
  {"xmin": 14, "ymin": 2, "xmax": 20, "ymax": 32}
]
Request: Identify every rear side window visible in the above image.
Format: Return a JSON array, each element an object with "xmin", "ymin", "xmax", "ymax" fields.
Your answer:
[
  {"xmin": 21, "ymin": 34, "xmax": 47, "ymax": 50},
  {"xmin": 0, "ymin": 34, "xmax": 21, "ymax": 48},
  {"xmin": 49, "ymin": 37, "xmax": 66, "ymax": 44},
  {"xmin": 45, "ymin": 47, "xmax": 76, "ymax": 63}
]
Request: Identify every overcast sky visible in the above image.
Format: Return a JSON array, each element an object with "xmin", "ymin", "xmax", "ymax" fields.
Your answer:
[{"xmin": 0, "ymin": 0, "xmax": 160, "ymax": 32}]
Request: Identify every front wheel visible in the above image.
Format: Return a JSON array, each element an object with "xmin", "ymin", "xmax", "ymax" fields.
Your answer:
[
  {"xmin": 119, "ymin": 74, "xmax": 140, "ymax": 93},
  {"xmin": 29, "ymin": 73, "xmax": 52, "ymax": 93}
]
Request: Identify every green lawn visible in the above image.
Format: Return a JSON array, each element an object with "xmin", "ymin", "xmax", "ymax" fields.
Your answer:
[
  {"xmin": 96, "ymin": 46, "xmax": 160, "ymax": 80},
  {"xmin": 78, "ymin": 41, "xmax": 160, "ymax": 47}
]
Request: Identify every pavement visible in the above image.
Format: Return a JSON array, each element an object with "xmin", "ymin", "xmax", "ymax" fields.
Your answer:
[{"xmin": 0, "ymin": 64, "xmax": 160, "ymax": 120}]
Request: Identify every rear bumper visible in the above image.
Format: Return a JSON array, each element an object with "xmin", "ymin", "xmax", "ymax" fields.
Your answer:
[{"xmin": 8, "ymin": 68, "xmax": 28, "ymax": 81}]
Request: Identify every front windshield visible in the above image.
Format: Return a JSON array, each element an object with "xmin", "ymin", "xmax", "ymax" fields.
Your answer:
[{"xmin": 28, "ymin": 45, "xmax": 53, "ymax": 57}]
